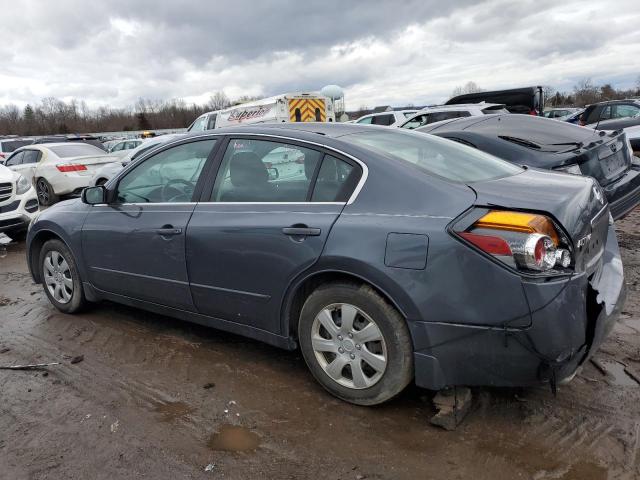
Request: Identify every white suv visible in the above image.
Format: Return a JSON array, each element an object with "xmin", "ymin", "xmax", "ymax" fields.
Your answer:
[
  {"xmin": 400, "ymin": 103, "xmax": 508, "ymax": 129},
  {"xmin": 353, "ymin": 110, "xmax": 418, "ymax": 127},
  {"xmin": 0, "ymin": 163, "xmax": 38, "ymax": 237}
]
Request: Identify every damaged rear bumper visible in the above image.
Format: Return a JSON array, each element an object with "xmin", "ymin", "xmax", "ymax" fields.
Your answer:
[{"xmin": 411, "ymin": 224, "xmax": 626, "ymax": 390}]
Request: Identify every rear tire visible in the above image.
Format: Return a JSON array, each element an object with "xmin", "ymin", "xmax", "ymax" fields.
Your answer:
[
  {"xmin": 298, "ymin": 282, "xmax": 413, "ymax": 406},
  {"xmin": 95, "ymin": 178, "xmax": 108, "ymax": 186},
  {"xmin": 39, "ymin": 239, "xmax": 86, "ymax": 313},
  {"xmin": 36, "ymin": 178, "xmax": 59, "ymax": 206}
]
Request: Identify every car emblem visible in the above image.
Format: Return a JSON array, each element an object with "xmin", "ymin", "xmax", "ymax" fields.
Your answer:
[
  {"xmin": 610, "ymin": 144, "xmax": 617, "ymax": 153},
  {"xmin": 593, "ymin": 185, "xmax": 604, "ymax": 205}
]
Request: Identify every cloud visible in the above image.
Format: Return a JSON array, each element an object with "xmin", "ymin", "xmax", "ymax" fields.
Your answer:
[{"xmin": 0, "ymin": 0, "xmax": 638, "ymax": 111}]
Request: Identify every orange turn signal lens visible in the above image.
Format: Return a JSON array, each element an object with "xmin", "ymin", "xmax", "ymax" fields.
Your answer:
[{"xmin": 474, "ymin": 211, "xmax": 559, "ymax": 245}]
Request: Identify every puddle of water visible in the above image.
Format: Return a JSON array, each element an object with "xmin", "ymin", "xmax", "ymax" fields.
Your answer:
[
  {"xmin": 601, "ymin": 360, "xmax": 639, "ymax": 387},
  {"xmin": 207, "ymin": 424, "xmax": 260, "ymax": 452},
  {"xmin": 152, "ymin": 401, "xmax": 195, "ymax": 422}
]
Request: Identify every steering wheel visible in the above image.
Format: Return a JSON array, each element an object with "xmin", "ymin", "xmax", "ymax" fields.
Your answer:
[{"xmin": 161, "ymin": 178, "xmax": 195, "ymax": 202}]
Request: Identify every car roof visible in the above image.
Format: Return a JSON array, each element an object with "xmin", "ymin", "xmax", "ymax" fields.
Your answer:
[
  {"xmin": 182, "ymin": 122, "xmax": 381, "ymax": 141},
  {"xmin": 586, "ymin": 99, "xmax": 640, "ymax": 107},
  {"xmin": 418, "ymin": 102, "xmax": 503, "ymax": 111}
]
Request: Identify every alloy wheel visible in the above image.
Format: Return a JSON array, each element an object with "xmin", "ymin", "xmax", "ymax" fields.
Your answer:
[
  {"xmin": 311, "ymin": 303, "xmax": 387, "ymax": 389},
  {"xmin": 43, "ymin": 250, "xmax": 73, "ymax": 304},
  {"xmin": 37, "ymin": 180, "xmax": 50, "ymax": 205}
]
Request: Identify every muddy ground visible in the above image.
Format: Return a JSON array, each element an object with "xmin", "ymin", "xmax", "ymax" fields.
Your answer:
[{"xmin": 0, "ymin": 209, "xmax": 639, "ymax": 480}]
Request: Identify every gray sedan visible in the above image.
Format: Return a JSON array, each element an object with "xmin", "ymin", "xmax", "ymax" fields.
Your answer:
[{"xmin": 26, "ymin": 124, "xmax": 625, "ymax": 405}]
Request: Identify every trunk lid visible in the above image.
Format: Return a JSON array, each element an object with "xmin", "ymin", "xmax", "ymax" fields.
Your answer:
[
  {"xmin": 574, "ymin": 131, "xmax": 631, "ymax": 186},
  {"xmin": 60, "ymin": 154, "xmax": 120, "ymax": 176},
  {"xmin": 469, "ymin": 168, "xmax": 610, "ymax": 274}
]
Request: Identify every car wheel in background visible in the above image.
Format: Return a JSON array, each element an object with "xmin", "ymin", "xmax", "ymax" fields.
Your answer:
[
  {"xmin": 36, "ymin": 178, "xmax": 59, "ymax": 206},
  {"xmin": 95, "ymin": 178, "xmax": 108, "ymax": 186},
  {"xmin": 298, "ymin": 282, "xmax": 413, "ymax": 405},
  {"xmin": 39, "ymin": 239, "xmax": 86, "ymax": 313}
]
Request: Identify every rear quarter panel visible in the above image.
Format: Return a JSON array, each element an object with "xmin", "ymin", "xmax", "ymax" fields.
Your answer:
[{"xmin": 309, "ymin": 157, "xmax": 533, "ymax": 351}]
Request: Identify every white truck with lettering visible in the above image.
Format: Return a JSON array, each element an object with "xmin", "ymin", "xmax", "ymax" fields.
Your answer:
[{"xmin": 187, "ymin": 93, "xmax": 335, "ymax": 132}]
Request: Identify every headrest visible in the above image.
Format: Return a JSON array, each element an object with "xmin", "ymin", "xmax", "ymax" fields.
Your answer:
[{"xmin": 229, "ymin": 151, "xmax": 268, "ymax": 187}]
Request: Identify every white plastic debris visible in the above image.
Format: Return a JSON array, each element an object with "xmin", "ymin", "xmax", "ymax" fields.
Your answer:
[
  {"xmin": 204, "ymin": 463, "xmax": 215, "ymax": 472},
  {"xmin": 0, "ymin": 233, "xmax": 11, "ymax": 245},
  {"xmin": 110, "ymin": 420, "xmax": 119, "ymax": 433}
]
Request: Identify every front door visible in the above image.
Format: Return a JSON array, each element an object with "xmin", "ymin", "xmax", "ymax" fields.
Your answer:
[
  {"xmin": 81, "ymin": 138, "xmax": 219, "ymax": 310},
  {"xmin": 187, "ymin": 137, "xmax": 362, "ymax": 333}
]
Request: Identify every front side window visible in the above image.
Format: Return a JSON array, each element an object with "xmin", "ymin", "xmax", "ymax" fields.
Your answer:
[
  {"xmin": 211, "ymin": 139, "xmax": 322, "ymax": 202},
  {"xmin": 116, "ymin": 139, "xmax": 216, "ymax": 203},
  {"xmin": 599, "ymin": 106, "xmax": 612, "ymax": 121},
  {"xmin": 345, "ymin": 129, "xmax": 522, "ymax": 183},
  {"xmin": 356, "ymin": 116, "xmax": 373, "ymax": 124},
  {"xmin": 5, "ymin": 151, "xmax": 24, "ymax": 166},
  {"xmin": 401, "ymin": 114, "xmax": 430, "ymax": 129}
]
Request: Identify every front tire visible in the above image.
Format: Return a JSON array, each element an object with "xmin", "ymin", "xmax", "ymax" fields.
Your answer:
[
  {"xmin": 39, "ymin": 239, "xmax": 86, "ymax": 313},
  {"xmin": 298, "ymin": 282, "xmax": 413, "ymax": 406},
  {"xmin": 36, "ymin": 178, "xmax": 59, "ymax": 206}
]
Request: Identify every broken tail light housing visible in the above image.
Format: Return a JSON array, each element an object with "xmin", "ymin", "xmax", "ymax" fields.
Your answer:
[
  {"xmin": 56, "ymin": 164, "xmax": 87, "ymax": 173},
  {"xmin": 454, "ymin": 210, "xmax": 573, "ymax": 274}
]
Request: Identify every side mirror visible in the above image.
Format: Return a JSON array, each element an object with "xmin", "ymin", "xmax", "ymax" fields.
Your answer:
[{"xmin": 82, "ymin": 185, "xmax": 107, "ymax": 205}]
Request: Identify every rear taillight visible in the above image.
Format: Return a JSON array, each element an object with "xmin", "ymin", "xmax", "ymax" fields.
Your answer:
[
  {"xmin": 56, "ymin": 164, "xmax": 87, "ymax": 172},
  {"xmin": 454, "ymin": 210, "xmax": 572, "ymax": 273},
  {"xmin": 0, "ymin": 153, "xmax": 5, "ymax": 159}
]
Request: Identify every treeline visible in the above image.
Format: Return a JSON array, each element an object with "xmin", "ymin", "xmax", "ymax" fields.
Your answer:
[
  {"xmin": 0, "ymin": 92, "xmax": 260, "ymax": 136},
  {"xmin": 545, "ymin": 78, "xmax": 640, "ymax": 107}
]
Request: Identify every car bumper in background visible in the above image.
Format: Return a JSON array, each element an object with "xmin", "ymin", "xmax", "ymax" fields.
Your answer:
[
  {"xmin": 604, "ymin": 165, "xmax": 640, "ymax": 220},
  {"xmin": 410, "ymin": 223, "xmax": 626, "ymax": 390},
  {"xmin": 0, "ymin": 188, "xmax": 39, "ymax": 233}
]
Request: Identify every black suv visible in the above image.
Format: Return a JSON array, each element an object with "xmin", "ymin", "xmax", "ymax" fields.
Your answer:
[{"xmin": 580, "ymin": 99, "xmax": 640, "ymax": 127}]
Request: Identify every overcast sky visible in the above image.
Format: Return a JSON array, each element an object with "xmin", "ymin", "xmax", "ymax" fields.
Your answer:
[{"xmin": 1, "ymin": 0, "xmax": 639, "ymax": 111}]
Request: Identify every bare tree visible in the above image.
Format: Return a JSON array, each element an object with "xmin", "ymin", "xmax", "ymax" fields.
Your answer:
[
  {"xmin": 451, "ymin": 81, "xmax": 483, "ymax": 97},
  {"xmin": 208, "ymin": 91, "xmax": 231, "ymax": 111}
]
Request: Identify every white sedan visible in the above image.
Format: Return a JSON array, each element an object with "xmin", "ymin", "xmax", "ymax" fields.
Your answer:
[
  {"xmin": 4, "ymin": 143, "xmax": 119, "ymax": 206},
  {"xmin": 0, "ymin": 162, "xmax": 39, "ymax": 237},
  {"xmin": 90, "ymin": 134, "xmax": 186, "ymax": 186}
]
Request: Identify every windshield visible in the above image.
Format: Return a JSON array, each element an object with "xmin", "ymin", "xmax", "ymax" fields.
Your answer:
[
  {"xmin": 345, "ymin": 130, "xmax": 522, "ymax": 183},
  {"xmin": 49, "ymin": 144, "xmax": 106, "ymax": 158}
]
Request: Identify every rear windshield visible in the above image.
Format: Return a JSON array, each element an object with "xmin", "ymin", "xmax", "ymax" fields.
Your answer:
[
  {"xmin": 49, "ymin": 144, "xmax": 106, "ymax": 158},
  {"xmin": 0, "ymin": 139, "xmax": 33, "ymax": 152},
  {"xmin": 345, "ymin": 130, "xmax": 522, "ymax": 183}
]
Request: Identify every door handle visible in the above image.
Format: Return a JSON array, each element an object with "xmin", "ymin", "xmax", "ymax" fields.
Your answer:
[
  {"xmin": 155, "ymin": 227, "xmax": 182, "ymax": 236},
  {"xmin": 282, "ymin": 226, "xmax": 321, "ymax": 236}
]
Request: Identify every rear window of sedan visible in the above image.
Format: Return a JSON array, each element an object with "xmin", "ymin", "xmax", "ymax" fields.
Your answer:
[
  {"xmin": 345, "ymin": 130, "xmax": 522, "ymax": 183},
  {"xmin": 49, "ymin": 144, "xmax": 106, "ymax": 158}
]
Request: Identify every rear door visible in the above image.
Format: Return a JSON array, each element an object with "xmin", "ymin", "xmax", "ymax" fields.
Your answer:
[{"xmin": 187, "ymin": 136, "xmax": 362, "ymax": 333}]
